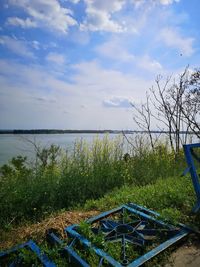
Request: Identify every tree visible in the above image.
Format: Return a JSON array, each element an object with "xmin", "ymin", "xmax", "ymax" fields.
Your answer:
[
  {"xmin": 181, "ymin": 69, "xmax": 200, "ymax": 138},
  {"xmin": 130, "ymin": 92, "xmax": 159, "ymax": 151},
  {"xmin": 130, "ymin": 67, "xmax": 200, "ymax": 158}
]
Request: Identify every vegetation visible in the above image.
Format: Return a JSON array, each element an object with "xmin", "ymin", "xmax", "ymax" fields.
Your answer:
[
  {"xmin": 84, "ymin": 175, "xmax": 198, "ymax": 227},
  {"xmin": 131, "ymin": 67, "xmax": 200, "ymax": 156},
  {"xmin": 1, "ymin": 133, "xmax": 200, "ymax": 266},
  {"xmin": 0, "ymin": 135, "xmax": 186, "ymax": 228},
  {"xmin": 2, "ymin": 174, "xmax": 197, "ymax": 266}
]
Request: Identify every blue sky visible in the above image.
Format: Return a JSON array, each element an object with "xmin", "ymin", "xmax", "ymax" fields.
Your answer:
[{"xmin": 0, "ymin": 0, "xmax": 199, "ymax": 130}]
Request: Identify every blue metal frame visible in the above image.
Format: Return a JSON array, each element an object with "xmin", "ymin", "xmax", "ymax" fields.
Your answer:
[
  {"xmin": 47, "ymin": 230, "xmax": 90, "ymax": 267},
  {"xmin": 65, "ymin": 203, "xmax": 190, "ymax": 267},
  {"xmin": 0, "ymin": 204, "xmax": 192, "ymax": 266},
  {"xmin": 0, "ymin": 240, "xmax": 55, "ymax": 267},
  {"xmin": 183, "ymin": 143, "xmax": 200, "ymax": 213}
]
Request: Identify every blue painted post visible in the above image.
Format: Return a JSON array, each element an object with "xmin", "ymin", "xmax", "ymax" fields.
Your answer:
[{"xmin": 183, "ymin": 143, "xmax": 200, "ymax": 213}]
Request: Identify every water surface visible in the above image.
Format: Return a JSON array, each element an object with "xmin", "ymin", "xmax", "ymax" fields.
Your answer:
[{"xmin": 0, "ymin": 133, "xmax": 117, "ymax": 166}]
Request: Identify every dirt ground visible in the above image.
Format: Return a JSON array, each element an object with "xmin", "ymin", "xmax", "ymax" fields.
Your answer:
[{"xmin": 165, "ymin": 239, "xmax": 200, "ymax": 267}]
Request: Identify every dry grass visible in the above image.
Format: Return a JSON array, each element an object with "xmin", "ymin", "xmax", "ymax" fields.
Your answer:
[{"xmin": 0, "ymin": 210, "xmax": 98, "ymax": 250}]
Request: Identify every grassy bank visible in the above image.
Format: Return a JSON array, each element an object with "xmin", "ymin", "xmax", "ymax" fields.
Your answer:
[
  {"xmin": 0, "ymin": 175, "xmax": 198, "ymax": 266},
  {"xmin": 84, "ymin": 175, "xmax": 199, "ymax": 227},
  {"xmin": 0, "ymin": 135, "xmax": 186, "ymax": 228}
]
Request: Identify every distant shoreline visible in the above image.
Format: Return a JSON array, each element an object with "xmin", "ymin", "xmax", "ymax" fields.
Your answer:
[{"xmin": 0, "ymin": 129, "xmax": 196, "ymax": 134}]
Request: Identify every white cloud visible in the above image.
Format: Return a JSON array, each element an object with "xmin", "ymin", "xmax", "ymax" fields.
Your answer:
[
  {"xmin": 60, "ymin": 0, "xmax": 80, "ymax": 3},
  {"xmin": 103, "ymin": 96, "xmax": 131, "ymax": 108},
  {"xmin": 159, "ymin": 0, "xmax": 180, "ymax": 5},
  {"xmin": 160, "ymin": 27, "xmax": 194, "ymax": 56},
  {"xmin": 95, "ymin": 38, "xmax": 135, "ymax": 62},
  {"xmin": 82, "ymin": 0, "xmax": 175, "ymax": 33},
  {"xmin": 0, "ymin": 36, "xmax": 34, "ymax": 58},
  {"xmin": 0, "ymin": 59, "xmax": 72, "ymax": 94},
  {"xmin": 69, "ymin": 0, "xmax": 80, "ymax": 3},
  {"xmin": 0, "ymin": 59, "xmax": 152, "ymax": 129},
  {"xmin": 6, "ymin": 0, "xmax": 182, "ymax": 35},
  {"xmin": 46, "ymin": 52, "xmax": 66, "ymax": 65},
  {"xmin": 132, "ymin": 0, "xmax": 180, "ymax": 7},
  {"xmin": 31, "ymin": 40, "xmax": 40, "ymax": 50},
  {"xmin": 95, "ymin": 37, "xmax": 162, "ymax": 73},
  {"xmin": 137, "ymin": 55, "xmax": 163, "ymax": 72},
  {"xmin": 8, "ymin": 0, "xmax": 77, "ymax": 33},
  {"xmin": 85, "ymin": 0, "xmax": 125, "ymax": 12},
  {"xmin": 6, "ymin": 17, "xmax": 37, "ymax": 28},
  {"xmin": 71, "ymin": 60, "xmax": 150, "ymax": 100},
  {"xmin": 70, "ymin": 30, "xmax": 90, "ymax": 45},
  {"xmin": 81, "ymin": 0, "xmax": 126, "ymax": 32}
]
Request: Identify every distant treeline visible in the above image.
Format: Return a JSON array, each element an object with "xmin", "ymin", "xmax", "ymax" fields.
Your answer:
[
  {"xmin": 0, "ymin": 129, "xmax": 195, "ymax": 134},
  {"xmin": 1, "ymin": 129, "xmax": 128, "ymax": 134},
  {"xmin": 0, "ymin": 129, "xmax": 122, "ymax": 134}
]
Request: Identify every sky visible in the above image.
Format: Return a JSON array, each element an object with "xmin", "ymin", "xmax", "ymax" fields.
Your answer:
[{"xmin": 0, "ymin": 0, "xmax": 199, "ymax": 130}]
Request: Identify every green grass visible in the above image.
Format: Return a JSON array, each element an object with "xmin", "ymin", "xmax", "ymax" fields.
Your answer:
[
  {"xmin": 0, "ymin": 135, "xmax": 187, "ymax": 228},
  {"xmin": 84, "ymin": 175, "xmax": 199, "ymax": 227}
]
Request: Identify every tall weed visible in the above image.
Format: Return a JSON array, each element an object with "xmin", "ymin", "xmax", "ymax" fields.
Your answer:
[{"xmin": 0, "ymin": 135, "xmax": 185, "ymax": 227}]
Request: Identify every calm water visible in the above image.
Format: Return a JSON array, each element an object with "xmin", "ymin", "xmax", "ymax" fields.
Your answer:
[{"xmin": 0, "ymin": 133, "xmax": 118, "ymax": 166}]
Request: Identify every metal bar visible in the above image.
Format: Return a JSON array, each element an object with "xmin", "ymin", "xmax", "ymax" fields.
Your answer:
[
  {"xmin": 0, "ymin": 240, "xmax": 55, "ymax": 267},
  {"xmin": 27, "ymin": 240, "xmax": 56, "ymax": 267},
  {"xmin": 183, "ymin": 144, "xmax": 200, "ymax": 212},
  {"xmin": 128, "ymin": 203, "xmax": 160, "ymax": 217},
  {"xmin": 66, "ymin": 247, "xmax": 90, "ymax": 267},
  {"xmin": 65, "ymin": 225, "xmax": 121, "ymax": 267},
  {"xmin": 128, "ymin": 230, "xmax": 189, "ymax": 267},
  {"xmin": 183, "ymin": 144, "xmax": 200, "ymax": 196},
  {"xmin": 192, "ymin": 200, "xmax": 200, "ymax": 213},
  {"xmin": 87, "ymin": 206, "xmax": 123, "ymax": 224},
  {"xmin": 88, "ymin": 204, "xmax": 171, "ymax": 230},
  {"xmin": 183, "ymin": 143, "xmax": 200, "ymax": 148},
  {"xmin": 181, "ymin": 166, "xmax": 191, "ymax": 177},
  {"xmin": 0, "ymin": 242, "xmax": 31, "ymax": 258},
  {"xmin": 123, "ymin": 205, "xmax": 175, "ymax": 229},
  {"xmin": 47, "ymin": 232, "xmax": 63, "ymax": 245},
  {"xmin": 47, "ymin": 231, "xmax": 90, "ymax": 266}
]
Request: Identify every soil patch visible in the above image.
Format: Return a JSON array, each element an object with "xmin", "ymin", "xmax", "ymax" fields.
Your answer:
[{"xmin": 165, "ymin": 238, "xmax": 200, "ymax": 267}]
